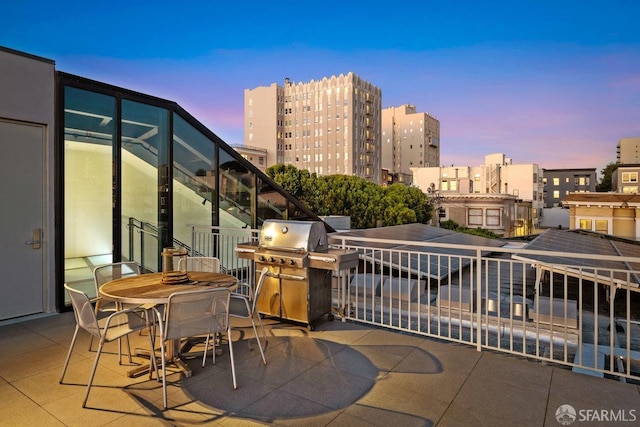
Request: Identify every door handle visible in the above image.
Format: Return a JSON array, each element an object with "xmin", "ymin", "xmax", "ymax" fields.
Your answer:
[{"xmin": 25, "ymin": 228, "xmax": 41, "ymax": 249}]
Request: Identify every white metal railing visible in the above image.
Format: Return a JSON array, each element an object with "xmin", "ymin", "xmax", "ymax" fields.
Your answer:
[
  {"xmin": 189, "ymin": 225, "xmax": 259, "ymax": 293},
  {"xmin": 192, "ymin": 226, "xmax": 640, "ymax": 383}
]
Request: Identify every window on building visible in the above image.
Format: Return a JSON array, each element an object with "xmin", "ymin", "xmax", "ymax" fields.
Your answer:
[
  {"xmin": 440, "ymin": 180, "xmax": 449, "ymax": 191},
  {"xmin": 553, "ymin": 190, "xmax": 560, "ymax": 199},
  {"xmin": 579, "ymin": 219, "xmax": 592, "ymax": 230},
  {"xmin": 468, "ymin": 208, "xmax": 483, "ymax": 226},
  {"xmin": 595, "ymin": 220, "xmax": 608, "ymax": 233},
  {"xmin": 553, "ymin": 178, "xmax": 560, "ymax": 186},
  {"xmin": 622, "ymin": 172, "xmax": 638, "ymax": 183},
  {"xmin": 486, "ymin": 209, "xmax": 500, "ymax": 226}
]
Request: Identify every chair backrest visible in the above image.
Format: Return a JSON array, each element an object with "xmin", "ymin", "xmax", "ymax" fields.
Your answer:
[
  {"xmin": 179, "ymin": 256, "xmax": 220, "ymax": 273},
  {"xmin": 93, "ymin": 262, "xmax": 141, "ymax": 290},
  {"xmin": 64, "ymin": 283, "xmax": 101, "ymax": 337},
  {"xmin": 251, "ymin": 267, "xmax": 270, "ymax": 314},
  {"xmin": 164, "ymin": 287, "xmax": 230, "ymax": 341}
]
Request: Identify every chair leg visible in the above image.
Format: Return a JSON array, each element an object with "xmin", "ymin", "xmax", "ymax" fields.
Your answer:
[
  {"xmin": 202, "ymin": 334, "xmax": 211, "ymax": 367},
  {"xmin": 146, "ymin": 323, "xmax": 158, "ymax": 380},
  {"xmin": 151, "ymin": 308, "xmax": 168, "ymax": 409},
  {"xmin": 159, "ymin": 337, "xmax": 168, "ymax": 409},
  {"xmin": 249, "ymin": 316, "xmax": 267, "ymax": 365},
  {"xmin": 82, "ymin": 336, "xmax": 106, "ymax": 407},
  {"xmin": 60, "ymin": 326, "xmax": 80, "ymax": 383},
  {"xmin": 227, "ymin": 327, "xmax": 237, "ymax": 390},
  {"xmin": 256, "ymin": 312, "xmax": 268, "ymax": 348}
]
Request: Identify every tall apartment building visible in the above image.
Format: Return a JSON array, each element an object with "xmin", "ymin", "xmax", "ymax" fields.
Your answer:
[
  {"xmin": 381, "ymin": 104, "xmax": 440, "ymax": 185},
  {"xmin": 617, "ymin": 137, "xmax": 640, "ymax": 164},
  {"xmin": 245, "ymin": 72, "xmax": 382, "ymax": 184}
]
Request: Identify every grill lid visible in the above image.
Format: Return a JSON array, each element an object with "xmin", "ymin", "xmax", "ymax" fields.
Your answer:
[{"xmin": 259, "ymin": 220, "xmax": 328, "ymax": 253}]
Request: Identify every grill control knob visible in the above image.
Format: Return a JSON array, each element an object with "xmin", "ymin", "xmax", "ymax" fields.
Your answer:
[
  {"xmin": 268, "ymin": 257, "xmax": 275, "ymax": 263},
  {"xmin": 278, "ymin": 258, "xmax": 286, "ymax": 264},
  {"xmin": 258, "ymin": 255, "xmax": 266, "ymax": 262},
  {"xmin": 288, "ymin": 259, "xmax": 296, "ymax": 266}
]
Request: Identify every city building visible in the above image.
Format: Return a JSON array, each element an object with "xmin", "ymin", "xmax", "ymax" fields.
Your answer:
[
  {"xmin": 542, "ymin": 168, "xmax": 597, "ymax": 208},
  {"xmin": 562, "ymin": 192, "xmax": 640, "ymax": 239},
  {"xmin": 411, "ymin": 153, "xmax": 543, "ymax": 237},
  {"xmin": 0, "ymin": 46, "xmax": 323, "ymax": 321},
  {"xmin": 617, "ymin": 137, "xmax": 640, "ymax": 164},
  {"xmin": 381, "ymin": 104, "xmax": 440, "ymax": 186},
  {"xmin": 612, "ymin": 163, "xmax": 640, "ymax": 194},
  {"xmin": 231, "ymin": 144, "xmax": 268, "ymax": 173},
  {"xmin": 245, "ymin": 72, "xmax": 382, "ymax": 184}
]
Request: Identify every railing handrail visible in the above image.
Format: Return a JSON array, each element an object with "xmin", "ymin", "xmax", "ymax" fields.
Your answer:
[{"xmin": 329, "ymin": 233, "xmax": 640, "ymax": 265}]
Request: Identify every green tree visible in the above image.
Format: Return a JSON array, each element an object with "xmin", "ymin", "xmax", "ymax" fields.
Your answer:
[
  {"xmin": 266, "ymin": 164, "xmax": 315, "ymax": 202},
  {"xmin": 265, "ymin": 165, "xmax": 434, "ymax": 229},
  {"xmin": 597, "ymin": 162, "xmax": 616, "ymax": 192}
]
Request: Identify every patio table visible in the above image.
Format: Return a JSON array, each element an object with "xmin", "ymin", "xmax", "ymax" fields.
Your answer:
[{"xmin": 99, "ymin": 271, "xmax": 238, "ymax": 377}]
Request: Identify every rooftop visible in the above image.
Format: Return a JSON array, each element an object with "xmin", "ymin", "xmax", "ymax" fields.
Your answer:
[{"xmin": 1, "ymin": 311, "xmax": 639, "ymax": 426}]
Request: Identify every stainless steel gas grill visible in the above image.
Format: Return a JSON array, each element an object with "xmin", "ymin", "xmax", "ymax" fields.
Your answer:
[{"xmin": 235, "ymin": 219, "xmax": 358, "ymax": 329}]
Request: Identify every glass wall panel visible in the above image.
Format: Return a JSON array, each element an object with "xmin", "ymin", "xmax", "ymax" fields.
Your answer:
[
  {"xmin": 173, "ymin": 114, "xmax": 217, "ymax": 247},
  {"xmin": 257, "ymin": 178, "xmax": 285, "ymax": 225},
  {"xmin": 63, "ymin": 87, "xmax": 116, "ymax": 298},
  {"xmin": 219, "ymin": 149, "xmax": 253, "ymax": 227},
  {"xmin": 121, "ymin": 100, "xmax": 168, "ymax": 272}
]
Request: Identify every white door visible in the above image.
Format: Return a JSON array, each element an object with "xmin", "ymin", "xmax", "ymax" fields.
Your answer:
[{"xmin": 0, "ymin": 119, "xmax": 45, "ymax": 320}]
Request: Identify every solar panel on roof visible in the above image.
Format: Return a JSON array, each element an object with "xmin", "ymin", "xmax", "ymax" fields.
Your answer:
[{"xmin": 330, "ymin": 223, "xmax": 507, "ymax": 280}]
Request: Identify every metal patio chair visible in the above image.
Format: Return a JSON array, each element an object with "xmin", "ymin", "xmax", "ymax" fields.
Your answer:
[
  {"xmin": 60, "ymin": 283, "xmax": 156, "ymax": 407},
  {"xmin": 151, "ymin": 287, "xmax": 235, "ymax": 409},
  {"xmin": 229, "ymin": 266, "xmax": 269, "ymax": 364}
]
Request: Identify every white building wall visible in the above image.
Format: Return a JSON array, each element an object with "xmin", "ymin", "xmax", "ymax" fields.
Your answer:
[
  {"xmin": 245, "ymin": 73, "xmax": 382, "ymax": 184},
  {"xmin": 411, "ymin": 152, "xmax": 543, "ymax": 232},
  {"xmin": 0, "ymin": 47, "xmax": 56, "ymax": 316},
  {"xmin": 244, "ymin": 83, "xmax": 282, "ymax": 168}
]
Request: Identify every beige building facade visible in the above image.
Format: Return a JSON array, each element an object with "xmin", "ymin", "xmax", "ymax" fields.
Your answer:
[
  {"xmin": 612, "ymin": 164, "xmax": 640, "ymax": 194},
  {"xmin": 563, "ymin": 192, "xmax": 640, "ymax": 240},
  {"xmin": 245, "ymin": 72, "xmax": 382, "ymax": 184},
  {"xmin": 616, "ymin": 137, "xmax": 640, "ymax": 164},
  {"xmin": 231, "ymin": 144, "xmax": 268, "ymax": 173},
  {"xmin": 381, "ymin": 104, "xmax": 440, "ymax": 185},
  {"xmin": 411, "ymin": 153, "xmax": 543, "ymax": 236}
]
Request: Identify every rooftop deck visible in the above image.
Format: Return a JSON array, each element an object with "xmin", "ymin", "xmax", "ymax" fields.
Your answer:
[{"xmin": 1, "ymin": 312, "xmax": 639, "ymax": 426}]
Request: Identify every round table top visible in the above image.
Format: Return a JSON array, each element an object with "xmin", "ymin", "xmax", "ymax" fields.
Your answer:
[{"xmin": 99, "ymin": 271, "xmax": 238, "ymax": 305}]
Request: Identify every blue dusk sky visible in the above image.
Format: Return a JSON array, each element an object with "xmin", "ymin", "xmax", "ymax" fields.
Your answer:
[{"xmin": 2, "ymin": 1, "xmax": 639, "ymax": 175}]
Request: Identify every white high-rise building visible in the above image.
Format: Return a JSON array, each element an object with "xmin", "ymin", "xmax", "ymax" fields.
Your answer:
[
  {"xmin": 381, "ymin": 104, "xmax": 440, "ymax": 185},
  {"xmin": 245, "ymin": 72, "xmax": 382, "ymax": 184}
]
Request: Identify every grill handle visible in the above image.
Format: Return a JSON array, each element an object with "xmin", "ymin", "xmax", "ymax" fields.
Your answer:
[
  {"xmin": 235, "ymin": 247, "xmax": 256, "ymax": 253},
  {"xmin": 308, "ymin": 255, "xmax": 337, "ymax": 263},
  {"xmin": 261, "ymin": 245, "xmax": 306, "ymax": 253},
  {"xmin": 276, "ymin": 273, "xmax": 306, "ymax": 281}
]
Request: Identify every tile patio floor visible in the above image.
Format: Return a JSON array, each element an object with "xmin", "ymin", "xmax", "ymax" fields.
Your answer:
[{"xmin": 1, "ymin": 312, "xmax": 639, "ymax": 426}]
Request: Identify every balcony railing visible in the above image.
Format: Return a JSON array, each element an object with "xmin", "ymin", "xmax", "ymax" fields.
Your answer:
[{"xmin": 190, "ymin": 225, "xmax": 640, "ymax": 383}]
